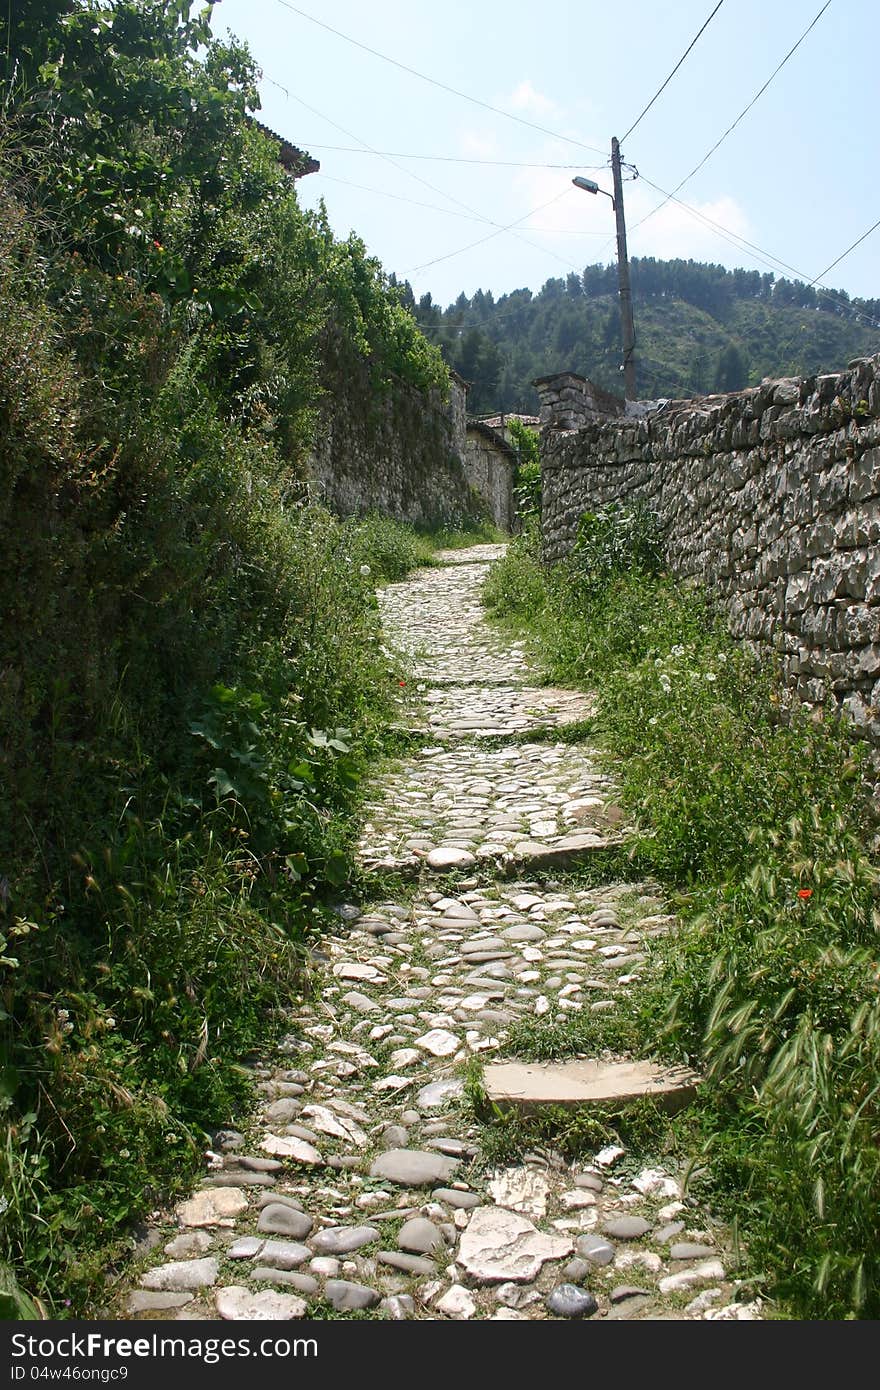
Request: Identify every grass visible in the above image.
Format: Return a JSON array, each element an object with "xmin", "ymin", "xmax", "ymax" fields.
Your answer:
[
  {"xmin": 483, "ymin": 509, "xmax": 880, "ymax": 1320},
  {"xmin": 0, "ymin": 510, "xmax": 463, "ymax": 1318}
]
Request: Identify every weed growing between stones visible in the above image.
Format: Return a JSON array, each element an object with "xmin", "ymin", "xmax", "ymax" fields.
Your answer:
[
  {"xmin": 465, "ymin": 1083, "xmax": 690, "ymax": 1175},
  {"xmin": 484, "ymin": 513, "xmax": 880, "ymax": 1318}
]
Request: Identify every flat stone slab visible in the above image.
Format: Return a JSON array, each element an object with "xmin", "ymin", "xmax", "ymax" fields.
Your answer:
[
  {"xmin": 458, "ymin": 1206, "xmax": 572, "ymax": 1283},
  {"xmin": 140, "ymin": 1258, "xmax": 219, "ymax": 1292},
  {"xmin": 416, "ymin": 1078, "xmax": 464, "ymax": 1109},
  {"xmin": 483, "ymin": 1060, "xmax": 700, "ymax": 1112},
  {"xmin": 325, "ymin": 1280, "xmax": 381, "ymax": 1312},
  {"xmin": 175, "ymin": 1187, "xmax": 248, "ymax": 1227},
  {"xmin": 127, "ymin": 1291, "xmax": 193, "ymax": 1314},
  {"xmin": 260, "ymin": 1133, "xmax": 323, "ymax": 1164},
  {"xmin": 215, "ymin": 1286, "xmax": 307, "ymax": 1320},
  {"xmin": 369, "ymin": 1148, "xmax": 459, "ymax": 1186},
  {"xmin": 310, "ymin": 1225, "xmax": 379, "ymax": 1255},
  {"xmin": 257, "ymin": 1204, "xmax": 313, "ymax": 1239}
]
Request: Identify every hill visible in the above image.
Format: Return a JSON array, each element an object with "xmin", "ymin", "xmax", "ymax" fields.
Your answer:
[{"xmin": 402, "ymin": 257, "xmax": 880, "ymax": 412}]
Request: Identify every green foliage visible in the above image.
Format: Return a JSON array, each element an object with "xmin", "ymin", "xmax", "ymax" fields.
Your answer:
[
  {"xmin": 714, "ymin": 342, "xmax": 749, "ymax": 392},
  {"xmin": 482, "ymin": 522, "xmax": 547, "ymax": 622},
  {"xmin": 486, "ymin": 504, "xmax": 880, "ymax": 1318},
  {"xmin": 341, "ymin": 513, "xmax": 436, "ymax": 581},
  {"xmin": 411, "ymin": 257, "xmax": 878, "ymax": 410},
  {"xmin": 0, "ymin": 0, "xmax": 449, "ymax": 1317},
  {"xmin": 507, "ymin": 418, "xmax": 542, "ymax": 523},
  {"xmin": 570, "ymin": 502, "xmax": 666, "ymax": 593}
]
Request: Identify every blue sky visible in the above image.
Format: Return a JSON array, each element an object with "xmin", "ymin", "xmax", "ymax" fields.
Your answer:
[{"xmin": 210, "ymin": 0, "xmax": 878, "ymax": 324}]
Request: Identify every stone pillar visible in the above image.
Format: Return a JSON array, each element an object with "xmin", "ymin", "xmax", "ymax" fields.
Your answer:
[{"xmin": 533, "ymin": 373, "xmax": 626, "ymax": 430}]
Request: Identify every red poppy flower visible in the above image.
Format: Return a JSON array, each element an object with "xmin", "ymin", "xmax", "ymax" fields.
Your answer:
[
  {"xmin": 399, "ymin": 681, "xmax": 406, "ymax": 687},
  {"xmin": 797, "ymin": 888, "xmax": 813, "ymax": 900}
]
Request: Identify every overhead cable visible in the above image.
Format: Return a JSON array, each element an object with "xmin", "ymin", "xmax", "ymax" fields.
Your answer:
[
  {"xmin": 620, "ymin": 0, "xmax": 724, "ymax": 143},
  {"xmin": 272, "ymin": 0, "xmax": 607, "ymax": 156},
  {"xmin": 630, "ymin": 1, "xmax": 833, "ymax": 236},
  {"xmin": 315, "ymin": 171, "xmax": 612, "ymax": 233},
  {"xmin": 808, "ymin": 214, "xmax": 880, "ymax": 288},
  {"xmin": 637, "ymin": 173, "xmax": 880, "ymax": 332},
  {"xmin": 406, "ymin": 189, "xmax": 572, "ymax": 273},
  {"xmin": 289, "ymin": 93, "xmax": 590, "ymax": 276},
  {"xmin": 279, "ymin": 142, "xmax": 601, "ymax": 170}
]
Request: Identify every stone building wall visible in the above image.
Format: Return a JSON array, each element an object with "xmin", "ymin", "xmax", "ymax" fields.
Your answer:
[
  {"xmin": 540, "ymin": 358, "xmax": 880, "ymax": 744},
  {"xmin": 308, "ymin": 346, "xmax": 479, "ymax": 530},
  {"xmin": 463, "ymin": 423, "xmax": 516, "ymax": 531}
]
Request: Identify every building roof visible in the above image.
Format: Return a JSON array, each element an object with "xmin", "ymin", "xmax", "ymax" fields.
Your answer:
[
  {"xmin": 479, "ymin": 413, "xmax": 540, "ymax": 429},
  {"xmin": 248, "ymin": 117, "xmax": 320, "ymax": 177},
  {"xmin": 465, "ymin": 419, "xmax": 519, "ymax": 460}
]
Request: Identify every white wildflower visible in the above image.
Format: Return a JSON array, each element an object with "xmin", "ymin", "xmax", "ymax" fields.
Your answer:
[
  {"xmin": 359, "ymin": 564, "xmax": 371, "ymax": 577},
  {"xmin": 705, "ymin": 672, "xmax": 718, "ymax": 683},
  {"xmin": 671, "ymin": 644, "xmax": 685, "ymax": 658},
  {"xmin": 659, "ymin": 674, "xmax": 672, "ymax": 694}
]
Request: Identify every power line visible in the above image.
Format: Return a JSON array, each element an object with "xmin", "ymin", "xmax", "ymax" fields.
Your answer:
[
  {"xmin": 272, "ymin": 0, "xmax": 608, "ymax": 157},
  {"xmin": 314, "ymin": 170, "xmax": 611, "ymax": 233},
  {"xmin": 314, "ymin": 173, "xmax": 512, "ymax": 227},
  {"xmin": 406, "ymin": 190, "xmax": 571, "ymax": 273},
  {"xmin": 629, "ymin": 1, "xmax": 833, "ymax": 237},
  {"xmin": 288, "ymin": 90, "xmax": 515, "ymax": 231},
  {"xmin": 281, "ymin": 142, "xmax": 600, "ymax": 170},
  {"xmin": 808, "ymin": 213, "xmax": 880, "ymax": 288},
  {"xmin": 289, "ymin": 92, "xmax": 590, "ymax": 278},
  {"xmin": 620, "ymin": 0, "xmax": 725, "ymax": 144},
  {"xmin": 636, "ymin": 172, "xmax": 880, "ymax": 333}
]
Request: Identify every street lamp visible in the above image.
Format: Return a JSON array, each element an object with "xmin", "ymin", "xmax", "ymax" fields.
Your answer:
[
  {"xmin": 572, "ymin": 137, "xmax": 637, "ymax": 400},
  {"xmin": 572, "ymin": 176, "xmax": 607, "ymax": 200}
]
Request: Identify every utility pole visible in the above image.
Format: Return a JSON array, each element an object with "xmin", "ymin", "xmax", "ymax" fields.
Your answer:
[{"xmin": 610, "ymin": 136, "xmax": 637, "ymax": 401}]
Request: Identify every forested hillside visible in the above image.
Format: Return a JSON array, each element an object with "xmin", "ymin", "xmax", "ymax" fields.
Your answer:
[
  {"xmin": 404, "ymin": 258, "xmax": 880, "ymax": 412},
  {"xmin": 0, "ymin": 0, "xmax": 449, "ymax": 1314}
]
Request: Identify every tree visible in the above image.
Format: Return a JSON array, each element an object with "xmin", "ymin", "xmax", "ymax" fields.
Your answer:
[{"xmin": 715, "ymin": 343, "xmax": 749, "ymax": 392}]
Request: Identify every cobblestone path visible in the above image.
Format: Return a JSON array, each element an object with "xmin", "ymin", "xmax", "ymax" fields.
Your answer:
[{"xmin": 120, "ymin": 545, "xmax": 760, "ymax": 1322}]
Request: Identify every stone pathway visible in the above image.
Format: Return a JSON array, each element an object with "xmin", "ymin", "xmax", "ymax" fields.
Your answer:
[{"xmin": 118, "ymin": 544, "xmax": 761, "ymax": 1322}]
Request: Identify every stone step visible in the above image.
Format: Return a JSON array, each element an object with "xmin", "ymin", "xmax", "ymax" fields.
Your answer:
[
  {"xmin": 359, "ymin": 832, "xmax": 624, "ymax": 880},
  {"xmin": 400, "ymin": 685, "xmax": 596, "ymax": 743},
  {"xmin": 482, "ymin": 1059, "xmax": 700, "ymax": 1114}
]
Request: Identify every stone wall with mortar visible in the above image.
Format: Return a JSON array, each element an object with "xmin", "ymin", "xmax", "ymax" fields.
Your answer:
[
  {"xmin": 308, "ymin": 345, "xmax": 479, "ymax": 530},
  {"xmin": 540, "ymin": 357, "xmax": 880, "ymax": 744},
  {"xmin": 464, "ymin": 423, "xmax": 516, "ymax": 531}
]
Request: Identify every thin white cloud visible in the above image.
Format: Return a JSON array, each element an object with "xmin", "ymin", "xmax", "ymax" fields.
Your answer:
[
  {"xmin": 626, "ymin": 190, "xmax": 753, "ymax": 264},
  {"xmin": 506, "ymin": 79, "xmax": 559, "ymax": 117},
  {"xmin": 457, "ymin": 128, "xmax": 501, "ymax": 158},
  {"xmin": 499, "ymin": 164, "xmax": 758, "ymax": 283}
]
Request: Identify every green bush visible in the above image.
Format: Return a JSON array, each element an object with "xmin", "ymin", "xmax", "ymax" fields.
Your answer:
[
  {"xmin": 0, "ymin": 0, "xmax": 453, "ymax": 1313},
  {"xmin": 485, "ymin": 502, "xmax": 880, "ymax": 1317}
]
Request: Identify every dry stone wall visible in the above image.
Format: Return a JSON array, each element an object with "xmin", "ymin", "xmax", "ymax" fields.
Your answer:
[
  {"xmin": 308, "ymin": 343, "xmax": 478, "ymax": 530},
  {"xmin": 541, "ymin": 357, "xmax": 880, "ymax": 745}
]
